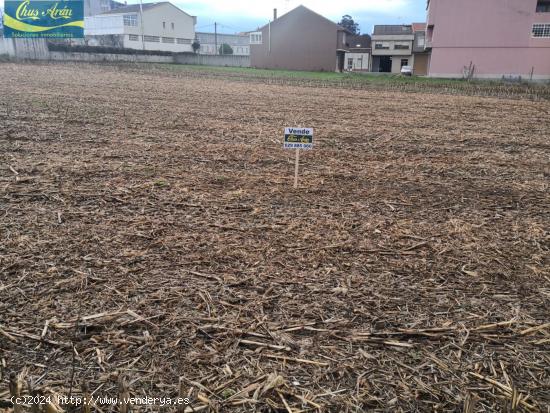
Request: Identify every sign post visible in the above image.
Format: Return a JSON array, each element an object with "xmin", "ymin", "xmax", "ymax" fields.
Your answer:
[{"xmin": 284, "ymin": 127, "xmax": 313, "ymax": 189}]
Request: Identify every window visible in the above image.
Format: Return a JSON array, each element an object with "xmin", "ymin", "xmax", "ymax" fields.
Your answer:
[
  {"xmin": 100, "ymin": 0, "xmax": 110, "ymax": 12},
  {"xmin": 417, "ymin": 36, "xmax": 425, "ymax": 47},
  {"xmin": 162, "ymin": 37, "xmax": 175, "ymax": 43},
  {"xmin": 250, "ymin": 32, "xmax": 262, "ymax": 44},
  {"xmin": 177, "ymin": 38, "xmax": 192, "ymax": 44},
  {"xmin": 123, "ymin": 14, "xmax": 138, "ymax": 27},
  {"xmin": 375, "ymin": 43, "xmax": 389, "ymax": 49},
  {"xmin": 394, "ymin": 44, "xmax": 410, "ymax": 49},
  {"xmin": 171, "ymin": 22, "xmax": 175, "ymax": 30},
  {"xmin": 347, "ymin": 58, "xmax": 353, "ymax": 70},
  {"xmin": 144, "ymin": 35, "xmax": 160, "ymax": 42},
  {"xmin": 163, "ymin": 22, "xmax": 166, "ymax": 29},
  {"xmin": 401, "ymin": 59, "xmax": 409, "ymax": 68},
  {"xmin": 128, "ymin": 34, "xmax": 140, "ymax": 41},
  {"xmin": 536, "ymin": 1, "xmax": 550, "ymax": 12},
  {"xmin": 532, "ymin": 23, "xmax": 550, "ymax": 37}
]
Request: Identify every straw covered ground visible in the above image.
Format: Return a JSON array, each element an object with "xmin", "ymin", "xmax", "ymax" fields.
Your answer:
[{"xmin": 0, "ymin": 62, "xmax": 549, "ymax": 412}]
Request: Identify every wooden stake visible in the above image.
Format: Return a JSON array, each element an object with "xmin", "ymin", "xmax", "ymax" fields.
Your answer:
[
  {"xmin": 28, "ymin": 378, "xmax": 40, "ymax": 413},
  {"xmin": 294, "ymin": 149, "xmax": 300, "ymax": 189},
  {"xmin": 9, "ymin": 372, "xmax": 21, "ymax": 413},
  {"xmin": 118, "ymin": 375, "xmax": 131, "ymax": 413},
  {"xmin": 177, "ymin": 377, "xmax": 186, "ymax": 413},
  {"xmin": 81, "ymin": 382, "xmax": 91, "ymax": 413}
]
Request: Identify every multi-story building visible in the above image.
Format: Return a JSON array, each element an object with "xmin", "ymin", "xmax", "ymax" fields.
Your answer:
[
  {"xmin": 196, "ymin": 32, "xmax": 250, "ymax": 56},
  {"xmin": 426, "ymin": 0, "xmax": 550, "ymax": 80},
  {"xmin": 84, "ymin": 0, "xmax": 125, "ymax": 17},
  {"xmin": 85, "ymin": 2, "xmax": 196, "ymax": 52},
  {"xmin": 371, "ymin": 25, "xmax": 414, "ymax": 73},
  {"xmin": 411, "ymin": 22, "xmax": 429, "ymax": 75}
]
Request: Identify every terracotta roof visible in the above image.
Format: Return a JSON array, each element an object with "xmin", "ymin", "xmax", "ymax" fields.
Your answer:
[{"xmin": 412, "ymin": 22, "xmax": 427, "ymax": 32}]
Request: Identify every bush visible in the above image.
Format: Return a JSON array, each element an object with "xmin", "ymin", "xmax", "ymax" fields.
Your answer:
[
  {"xmin": 219, "ymin": 43, "xmax": 233, "ymax": 55},
  {"xmin": 47, "ymin": 43, "xmax": 174, "ymax": 56}
]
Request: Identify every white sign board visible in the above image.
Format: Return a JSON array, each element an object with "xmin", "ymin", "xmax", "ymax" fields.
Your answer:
[{"xmin": 284, "ymin": 127, "xmax": 313, "ymax": 150}]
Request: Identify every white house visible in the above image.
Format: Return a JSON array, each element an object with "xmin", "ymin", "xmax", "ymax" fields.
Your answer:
[
  {"xmin": 85, "ymin": 2, "xmax": 196, "ymax": 52},
  {"xmin": 344, "ymin": 34, "xmax": 372, "ymax": 72},
  {"xmin": 195, "ymin": 32, "xmax": 250, "ymax": 56}
]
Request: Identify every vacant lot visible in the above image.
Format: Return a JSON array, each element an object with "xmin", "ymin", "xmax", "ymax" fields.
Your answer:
[{"xmin": 1, "ymin": 62, "xmax": 549, "ymax": 412}]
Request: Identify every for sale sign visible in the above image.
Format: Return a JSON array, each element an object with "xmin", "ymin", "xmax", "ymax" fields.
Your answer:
[{"xmin": 284, "ymin": 128, "xmax": 313, "ymax": 150}]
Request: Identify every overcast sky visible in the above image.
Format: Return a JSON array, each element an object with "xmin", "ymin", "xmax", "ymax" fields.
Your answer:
[{"xmin": 0, "ymin": 0, "xmax": 428, "ymax": 34}]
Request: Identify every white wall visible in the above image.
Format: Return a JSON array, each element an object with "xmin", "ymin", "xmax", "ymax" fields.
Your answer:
[
  {"xmin": 344, "ymin": 52, "xmax": 370, "ymax": 71},
  {"xmin": 0, "ymin": 38, "xmax": 14, "ymax": 56},
  {"xmin": 0, "ymin": 38, "xmax": 49, "ymax": 59},
  {"xmin": 123, "ymin": 3, "xmax": 195, "ymax": 52},
  {"xmin": 85, "ymin": 15, "xmax": 125, "ymax": 35},
  {"xmin": 199, "ymin": 43, "xmax": 249, "ymax": 56},
  {"xmin": 175, "ymin": 54, "xmax": 250, "ymax": 67}
]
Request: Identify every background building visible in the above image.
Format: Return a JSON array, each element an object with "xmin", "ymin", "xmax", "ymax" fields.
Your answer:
[
  {"xmin": 426, "ymin": 0, "xmax": 550, "ymax": 80},
  {"xmin": 344, "ymin": 34, "xmax": 371, "ymax": 72},
  {"xmin": 250, "ymin": 6, "xmax": 349, "ymax": 72},
  {"xmin": 371, "ymin": 25, "xmax": 414, "ymax": 73},
  {"xmin": 412, "ymin": 22, "xmax": 429, "ymax": 75},
  {"xmin": 85, "ymin": 2, "xmax": 196, "ymax": 52},
  {"xmin": 84, "ymin": 0, "xmax": 125, "ymax": 17},
  {"xmin": 196, "ymin": 32, "xmax": 249, "ymax": 56}
]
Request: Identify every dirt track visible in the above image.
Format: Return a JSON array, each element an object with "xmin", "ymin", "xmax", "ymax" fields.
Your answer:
[{"xmin": 1, "ymin": 62, "xmax": 549, "ymax": 412}]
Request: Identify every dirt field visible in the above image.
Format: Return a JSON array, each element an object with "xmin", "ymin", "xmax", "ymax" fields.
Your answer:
[{"xmin": 1, "ymin": 62, "xmax": 549, "ymax": 412}]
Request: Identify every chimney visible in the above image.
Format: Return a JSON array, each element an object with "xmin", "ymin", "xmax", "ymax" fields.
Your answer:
[{"xmin": 273, "ymin": 8, "xmax": 277, "ymax": 20}]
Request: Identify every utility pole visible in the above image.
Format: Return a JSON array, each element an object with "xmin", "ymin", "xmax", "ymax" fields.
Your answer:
[
  {"xmin": 139, "ymin": 0, "xmax": 145, "ymax": 50},
  {"xmin": 214, "ymin": 22, "xmax": 218, "ymax": 55}
]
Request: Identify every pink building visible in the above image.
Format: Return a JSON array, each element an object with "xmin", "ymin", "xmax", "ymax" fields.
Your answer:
[{"xmin": 426, "ymin": 0, "xmax": 550, "ymax": 80}]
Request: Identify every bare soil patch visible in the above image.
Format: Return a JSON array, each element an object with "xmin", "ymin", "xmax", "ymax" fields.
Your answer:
[{"xmin": 1, "ymin": 62, "xmax": 549, "ymax": 412}]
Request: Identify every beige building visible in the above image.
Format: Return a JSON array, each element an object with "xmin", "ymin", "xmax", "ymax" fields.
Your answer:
[
  {"xmin": 250, "ymin": 6, "xmax": 349, "ymax": 72},
  {"xmin": 371, "ymin": 25, "xmax": 414, "ymax": 73},
  {"xmin": 85, "ymin": 2, "xmax": 196, "ymax": 52}
]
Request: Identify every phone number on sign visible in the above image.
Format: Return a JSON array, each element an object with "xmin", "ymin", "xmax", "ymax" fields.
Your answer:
[{"xmin": 284, "ymin": 143, "xmax": 313, "ymax": 149}]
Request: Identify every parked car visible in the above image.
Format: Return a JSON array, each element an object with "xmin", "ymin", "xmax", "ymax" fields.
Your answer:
[{"xmin": 401, "ymin": 65, "xmax": 413, "ymax": 76}]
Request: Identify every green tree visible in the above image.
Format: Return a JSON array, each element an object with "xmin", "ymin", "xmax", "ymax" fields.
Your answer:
[
  {"xmin": 219, "ymin": 43, "xmax": 233, "ymax": 55},
  {"xmin": 192, "ymin": 40, "xmax": 200, "ymax": 53},
  {"xmin": 338, "ymin": 15, "xmax": 360, "ymax": 35}
]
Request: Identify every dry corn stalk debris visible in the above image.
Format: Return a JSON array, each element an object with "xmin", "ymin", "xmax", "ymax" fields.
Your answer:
[{"xmin": 0, "ymin": 62, "xmax": 549, "ymax": 412}]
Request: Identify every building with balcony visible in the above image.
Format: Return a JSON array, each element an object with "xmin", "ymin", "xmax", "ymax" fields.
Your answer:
[
  {"xmin": 411, "ymin": 23, "xmax": 429, "ymax": 75},
  {"xmin": 85, "ymin": 2, "xmax": 196, "ymax": 52},
  {"xmin": 84, "ymin": 0, "xmax": 125, "ymax": 17},
  {"xmin": 426, "ymin": 0, "xmax": 550, "ymax": 80},
  {"xmin": 371, "ymin": 25, "xmax": 414, "ymax": 73}
]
